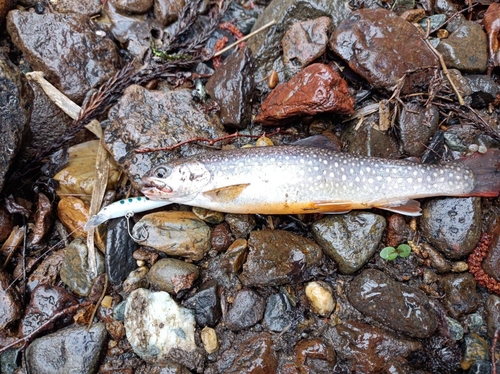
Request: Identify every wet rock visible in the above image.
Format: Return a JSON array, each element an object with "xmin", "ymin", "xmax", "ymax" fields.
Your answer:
[
  {"xmin": 125, "ymin": 289, "xmax": 196, "ymax": 362},
  {"xmin": 29, "ymin": 192, "xmax": 53, "ymax": 246},
  {"xmin": 20, "ymin": 284, "xmax": 77, "ymax": 337},
  {"xmin": 482, "ymin": 227, "xmax": 500, "ymax": 282},
  {"xmin": 240, "ymin": 230, "xmax": 323, "ymax": 286},
  {"xmin": 224, "ymin": 213, "xmax": 255, "ymax": 238},
  {"xmin": 421, "ymin": 242, "xmax": 452, "ymax": 273},
  {"xmin": 330, "ymin": 8, "xmax": 439, "ymax": 92},
  {"xmin": 184, "ymin": 280, "xmax": 221, "ymax": 327},
  {"xmin": 0, "ymin": 0, "xmax": 14, "ymax": 23},
  {"xmin": 220, "ymin": 238, "xmax": 248, "ymax": 273},
  {"xmin": 211, "ymin": 223, "xmax": 233, "ymax": 252},
  {"xmin": 57, "ymin": 197, "xmax": 90, "ymax": 239},
  {"xmin": 0, "ymin": 271, "xmax": 21, "ymax": 329},
  {"xmin": 312, "ymin": 212, "xmax": 386, "ymax": 274},
  {"xmin": 255, "ymin": 63, "xmax": 354, "ymax": 125},
  {"xmin": 7, "ymin": 11, "xmax": 120, "ymax": 103},
  {"xmin": 464, "ymin": 75, "xmax": 499, "ymax": 108},
  {"xmin": 437, "ymin": 21, "xmax": 488, "ymax": 74},
  {"xmin": 326, "ymin": 320, "xmax": 422, "ymax": 373},
  {"xmin": 104, "ymin": 85, "xmax": 225, "ymax": 188},
  {"xmin": 60, "ymin": 237, "xmax": 105, "ymax": 296},
  {"xmin": 154, "ymin": 0, "xmax": 184, "ymax": 26},
  {"xmin": 461, "ymin": 333, "xmax": 489, "ymax": 371},
  {"xmin": 282, "ymin": 17, "xmax": 332, "ymax": 76},
  {"xmin": 399, "ymin": 102, "xmax": 440, "ymax": 157},
  {"xmin": 420, "ymin": 197, "xmax": 482, "ymax": 259},
  {"xmin": 148, "ymin": 258, "xmax": 199, "ymax": 294},
  {"xmin": 264, "ymin": 292, "xmax": 294, "ymax": 332},
  {"xmin": 445, "ymin": 317, "xmax": 464, "ymax": 341},
  {"xmin": 0, "ymin": 207, "xmax": 13, "ymax": 242},
  {"xmin": 0, "ymin": 56, "xmax": 33, "ymax": 193},
  {"xmin": 441, "ymin": 273, "xmax": 480, "ymax": 319},
  {"xmin": 205, "ymin": 47, "xmax": 254, "ymax": 129},
  {"xmin": 486, "ymin": 295, "xmax": 500, "ymax": 339},
  {"xmin": 386, "ymin": 214, "xmax": 413, "ymax": 248},
  {"xmin": 110, "ymin": 0, "xmax": 153, "ymax": 13},
  {"xmin": 122, "ymin": 266, "xmax": 149, "ymax": 294},
  {"xmin": 201, "ymin": 326, "xmax": 218, "ymax": 354},
  {"xmin": 348, "ymin": 269, "xmax": 438, "ymax": 338},
  {"xmin": 26, "ymin": 249, "xmax": 65, "ymax": 292},
  {"xmin": 133, "ymin": 211, "xmax": 211, "ymax": 261},
  {"xmin": 468, "ymin": 360, "xmax": 493, "ymax": 374},
  {"xmin": 49, "ymin": 0, "xmax": 101, "ymax": 16},
  {"xmin": 216, "ymin": 332, "xmax": 277, "ymax": 373},
  {"xmin": 225, "ymin": 289, "xmax": 265, "ymax": 331},
  {"xmin": 293, "ymin": 339, "xmax": 336, "ymax": 372},
  {"xmin": 105, "ymin": 218, "xmax": 138, "ymax": 285},
  {"xmin": 192, "ymin": 207, "xmax": 225, "ymax": 224},
  {"xmin": 305, "ymin": 281, "xmax": 335, "ymax": 316},
  {"xmin": 26, "ymin": 323, "xmax": 107, "ymax": 374}
]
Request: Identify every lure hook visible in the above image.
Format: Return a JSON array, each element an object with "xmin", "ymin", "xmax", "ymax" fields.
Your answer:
[{"xmin": 125, "ymin": 211, "xmax": 149, "ymax": 242}]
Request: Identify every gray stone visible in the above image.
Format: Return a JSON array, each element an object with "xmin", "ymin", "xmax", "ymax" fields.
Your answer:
[{"xmin": 225, "ymin": 289, "xmax": 265, "ymax": 331}]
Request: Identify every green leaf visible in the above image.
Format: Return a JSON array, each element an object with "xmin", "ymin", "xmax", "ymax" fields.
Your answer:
[
  {"xmin": 397, "ymin": 244, "xmax": 411, "ymax": 258},
  {"xmin": 380, "ymin": 247, "xmax": 398, "ymax": 260}
]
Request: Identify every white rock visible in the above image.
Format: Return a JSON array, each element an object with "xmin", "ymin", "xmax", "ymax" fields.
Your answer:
[
  {"xmin": 124, "ymin": 288, "xmax": 196, "ymax": 362},
  {"xmin": 305, "ymin": 281, "xmax": 335, "ymax": 317}
]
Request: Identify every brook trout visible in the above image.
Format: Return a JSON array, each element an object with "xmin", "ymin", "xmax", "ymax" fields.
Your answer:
[{"xmin": 141, "ymin": 146, "xmax": 500, "ymax": 216}]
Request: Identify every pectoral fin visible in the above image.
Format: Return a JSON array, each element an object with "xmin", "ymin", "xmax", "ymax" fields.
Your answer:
[
  {"xmin": 375, "ymin": 200, "xmax": 421, "ymax": 216},
  {"xmin": 305, "ymin": 201, "xmax": 354, "ymax": 213},
  {"xmin": 202, "ymin": 183, "xmax": 251, "ymax": 202}
]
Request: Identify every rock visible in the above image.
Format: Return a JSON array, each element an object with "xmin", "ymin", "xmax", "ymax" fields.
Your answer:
[
  {"xmin": 461, "ymin": 333, "xmax": 489, "ymax": 371},
  {"xmin": 312, "ymin": 212, "xmax": 386, "ymax": 274},
  {"xmin": 445, "ymin": 317, "xmax": 464, "ymax": 341},
  {"xmin": 110, "ymin": 0, "xmax": 153, "ymax": 13},
  {"xmin": 220, "ymin": 238, "xmax": 248, "ymax": 273},
  {"xmin": 240, "ymin": 230, "xmax": 323, "ymax": 286},
  {"xmin": 211, "ymin": 223, "xmax": 233, "ymax": 252},
  {"xmin": 124, "ymin": 288, "xmax": 196, "ymax": 362},
  {"xmin": 464, "ymin": 74, "xmax": 499, "ymax": 108},
  {"xmin": 192, "ymin": 207, "xmax": 225, "ymax": 224},
  {"xmin": 441, "ymin": 273, "xmax": 480, "ymax": 319},
  {"xmin": 305, "ymin": 281, "xmax": 335, "ymax": 316},
  {"xmin": 437, "ymin": 21, "xmax": 488, "ymax": 73},
  {"xmin": 0, "ymin": 271, "xmax": 22, "ymax": 329},
  {"xmin": 133, "ymin": 211, "xmax": 211, "ymax": 261},
  {"xmin": 49, "ymin": 0, "xmax": 101, "ymax": 16},
  {"xmin": 293, "ymin": 339, "xmax": 336, "ymax": 372},
  {"xmin": 147, "ymin": 258, "xmax": 199, "ymax": 294},
  {"xmin": 385, "ymin": 214, "xmax": 413, "ymax": 248},
  {"xmin": 282, "ymin": 17, "xmax": 332, "ymax": 75},
  {"xmin": 154, "ymin": 0, "xmax": 184, "ymax": 26},
  {"xmin": 486, "ymin": 295, "xmax": 500, "ymax": 339},
  {"xmin": 205, "ymin": 47, "xmax": 254, "ymax": 129},
  {"xmin": 326, "ymin": 320, "xmax": 422, "ymax": 373},
  {"xmin": 468, "ymin": 360, "xmax": 493, "ymax": 374},
  {"xmin": 255, "ymin": 63, "xmax": 354, "ymax": 125},
  {"xmin": 26, "ymin": 249, "xmax": 65, "ymax": 292},
  {"xmin": 0, "ymin": 207, "xmax": 13, "ymax": 242},
  {"xmin": 224, "ymin": 213, "xmax": 255, "ymax": 238},
  {"xmin": 105, "ymin": 217, "xmax": 138, "ymax": 285},
  {"xmin": 201, "ymin": 326, "xmax": 218, "ymax": 354},
  {"xmin": 7, "ymin": 11, "xmax": 120, "ymax": 103},
  {"xmin": 348, "ymin": 269, "xmax": 438, "ymax": 338},
  {"xmin": 0, "ymin": 0, "xmax": 14, "ymax": 23},
  {"xmin": 421, "ymin": 242, "xmax": 452, "ymax": 273},
  {"xmin": 104, "ymin": 85, "xmax": 226, "ymax": 189},
  {"xmin": 60, "ymin": 237, "xmax": 105, "ymax": 296},
  {"xmin": 57, "ymin": 197, "xmax": 90, "ymax": 239},
  {"xmin": 399, "ymin": 102, "xmax": 440, "ymax": 157},
  {"xmin": 122, "ymin": 266, "xmax": 149, "ymax": 294},
  {"xmin": 264, "ymin": 293, "xmax": 294, "ymax": 332},
  {"xmin": 26, "ymin": 323, "xmax": 107, "ymax": 374},
  {"xmin": 329, "ymin": 8, "xmax": 439, "ymax": 92},
  {"xmin": 482, "ymin": 227, "xmax": 500, "ymax": 282},
  {"xmin": 0, "ymin": 56, "xmax": 33, "ymax": 193},
  {"xmin": 420, "ymin": 197, "xmax": 482, "ymax": 259},
  {"xmin": 225, "ymin": 289, "xmax": 265, "ymax": 331},
  {"xmin": 184, "ymin": 280, "xmax": 221, "ymax": 327}
]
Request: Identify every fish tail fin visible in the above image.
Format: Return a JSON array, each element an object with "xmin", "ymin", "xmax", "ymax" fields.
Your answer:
[{"xmin": 460, "ymin": 149, "xmax": 500, "ymax": 197}]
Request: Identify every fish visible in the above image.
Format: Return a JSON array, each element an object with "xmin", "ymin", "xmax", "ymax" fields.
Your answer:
[{"xmin": 140, "ymin": 145, "xmax": 500, "ymax": 216}]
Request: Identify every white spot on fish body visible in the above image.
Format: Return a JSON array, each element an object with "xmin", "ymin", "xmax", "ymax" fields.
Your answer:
[{"xmin": 342, "ymin": 175, "xmax": 346, "ymax": 181}]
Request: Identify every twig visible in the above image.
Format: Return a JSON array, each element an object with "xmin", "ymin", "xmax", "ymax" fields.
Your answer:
[{"xmin": 87, "ymin": 274, "xmax": 108, "ymax": 332}]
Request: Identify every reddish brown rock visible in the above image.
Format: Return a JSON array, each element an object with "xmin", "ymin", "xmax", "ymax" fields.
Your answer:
[
  {"xmin": 293, "ymin": 338, "xmax": 336, "ymax": 372},
  {"xmin": 255, "ymin": 63, "xmax": 354, "ymax": 124},
  {"xmin": 329, "ymin": 8, "xmax": 439, "ymax": 92},
  {"xmin": 482, "ymin": 231, "xmax": 500, "ymax": 282}
]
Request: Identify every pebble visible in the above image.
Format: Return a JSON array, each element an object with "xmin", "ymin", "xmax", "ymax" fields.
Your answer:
[
  {"xmin": 305, "ymin": 281, "xmax": 335, "ymax": 317},
  {"xmin": 122, "ymin": 266, "xmax": 149, "ymax": 294},
  {"xmin": 110, "ymin": 0, "xmax": 153, "ymax": 13},
  {"xmin": 264, "ymin": 293, "xmax": 294, "ymax": 332},
  {"xmin": 468, "ymin": 360, "xmax": 493, "ymax": 374},
  {"xmin": 445, "ymin": 317, "xmax": 464, "ymax": 341},
  {"xmin": 485, "ymin": 295, "xmax": 500, "ymax": 339},
  {"xmin": 441, "ymin": 273, "xmax": 480, "ymax": 319},
  {"xmin": 220, "ymin": 238, "xmax": 248, "ymax": 273},
  {"xmin": 0, "ymin": 271, "xmax": 22, "ymax": 329},
  {"xmin": 385, "ymin": 214, "xmax": 414, "ymax": 248},
  {"xmin": 105, "ymin": 217, "xmax": 138, "ymax": 285},
  {"xmin": 192, "ymin": 207, "xmax": 225, "ymax": 225},
  {"xmin": 464, "ymin": 75, "xmax": 499, "ymax": 108},
  {"xmin": 184, "ymin": 280, "xmax": 221, "ymax": 327},
  {"xmin": 201, "ymin": 326, "xmax": 219, "ymax": 354},
  {"xmin": 26, "ymin": 323, "xmax": 107, "ymax": 374},
  {"xmin": 133, "ymin": 211, "xmax": 211, "ymax": 261},
  {"xmin": 124, "ymin": 288, "xmax": 197, "ymax": 362},
  {"xmin": 60, "ymin": 237, "xmax": 105, "ymax": 296},
  {"xmin": 461, "ymin": 333, "xmax": 490, "ymax": 370},
  {"xmin": 239, "ymin": 229, "xmax": 323, "ymax": 286},
  {"xmin": 56, "ymin": 197, "xmax": 90, "ymax": 239},
  {"xmin": 347, "ymin": 269, "xmax": 437, "ymax": 338},
  {"xmin": 154, "ymin": 0, "xmax": 184, "ymax": 26},
  {"xmin": 293, "ymin": 338, "xmax": 336, "ymax": 372},
  {"xmin": 224, "ymin": 213, "xmax": 255, "ymax": 238},
  {"xmin": 312, "ymin": 212, "xmax": 386, "ymax": 274},
  {"xmin": 147, "ymin": 258, "xmax": 199, "ymax": 295},
  {"xmin": 211, "ymin": 223, "xmax": 233, "ymax": 252},
  {"xmin": 225, "ymin": 289, "xmax": 265, "ymax": 331},
  {"xmin": 482, "ymin": 231, "xmax": 500, "ymax": 282}
]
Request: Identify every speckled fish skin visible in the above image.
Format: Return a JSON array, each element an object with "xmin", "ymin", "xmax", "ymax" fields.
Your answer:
[{"xmin": 140, "ymin": 146, "xmax": 487, "ymax": 216}]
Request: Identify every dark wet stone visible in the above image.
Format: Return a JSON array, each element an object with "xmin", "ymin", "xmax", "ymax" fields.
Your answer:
[
  {"xmin": 26, "ymin": 323, "xmax": 107, "ymax": 374},
  {"xmin": 437, "ymin": 21, "xmax": 488, "ymax": 74},
  {"xmin": 0, "ymin": 56, "xmax": 33, "ymax": 193},
  {"xmin": 348, "ymin": 269, "xmax": 438, "ymax": 338},
  {"xmin": 27, "ymin": 249, "xmax": 65, "ymax": 293},
  {"xmin": 461, "ymin": 333, "xmax": 490, "ymax": 371},
  {"xmin": 326, "ymin": 320, "xmax": 422, "ymax": 373},
  {"xmin": 486, "ymin": 295, "xmax": 500, "ymax": 339},
  {"xmin": 104, "ymin": 85, "xmax": 225, "ymax": 189},
  {"xmin": 184, "ymin": 280, "xmax": 221, "ymax": 327},
  {"xmin": 264, "ymin": 293, "xmax": 294, "ymax": 332},
  {"xmin": 0, "ymin": 207, "xmax": 13, "ymax": 242},
  {"xmin": 216, "ymin": 332, "xmax": 277, "ymax": 373},
  {"xmin": 293, "ymin": 339, "xmax": 336, "ymax": 372},
  {"xmin": 240, "ymin": 230, "xmax": 323, "ymax": 286},
  {"xmin": 225, "ymin": 289, "xmax": 265, "ymax": 331},
  {"xmin": 220, "ymin": 238, "xmax": 248, "ymax": 273},
  {"xmin": 60, "ymin": 237, "xmax": 105, "ymax": 296},
  {"xmin": 330, "ymin": 8, "xmax": 439, "ymax": 92},
  {"xmin": 421, "ymin": 242, "xmax": 452, "ymax": 273},
  {"xmin": 464, "ymin": 75, "xmax": 499, "ymax": 108},
  {"xmin": 7, "ymin": 11, "xmax": 120, "ymax": 103},
  {"xmin": 211, "ymin": 223, "xmax": 233, "ymax": 252},
  {"xmin": 399, "ymin": 102, "xmax": 440, "ymax": 157},
  {"xmin": 445, "ymin": 317, "xmax": 464, "ymax": 341},
  {"xmin": 385, "ymin": 214, "xmax": 413, "ymax": 248},
  {"xmin": 312, "ymin": 212, "xmax": 386, "ymax": 274},
  {"xmin": 282, "ymin": 17, "xmax": 332, "ymax": 76},
  {"xmin": 441, "ymin": 273, "xmax": 480, "ymax": 319},
  {"xmin": 154, "ymin": 0, "xmax": 184, "ymax": 26},
  {"xmin": 147, "ymin": 258, "xmax": 199, "ymax": 294},
  {"xmin": 110, "ymin": 0, "xmax": 153, "ymax": 13},
  {"xmin": 205, "ymin": 47, "xmax": 254, "ymax": 129},
  {"xmin": 105, "ymin": 217, "xmax": 138, "ymax": 285},
  {"xmin": 255, "ymin": 63, "xmax": 354, "ymax": 125},
  {"xmin": 20, "ymin": 284, "xmax": 77, "ymax": 337},
  {"xmin": 0, "ymin": 271, "xmax": 21, "ymax": 329},
  {"xmin": 224, "ymin": 213, "xmax": 255, "ymax": 238},
  {"xmin": 49, "ymin": 0, "xmax": 101, "ymax": 16},
  {"xmin": 420, "ymin": 197, "xmax": 482, "ymax": 259},
  {"xmin": 468, "ymin": 360, "xmax": 493, "ymax": 374}
]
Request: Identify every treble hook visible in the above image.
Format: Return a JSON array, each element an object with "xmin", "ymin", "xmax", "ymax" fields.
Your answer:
[{"xmin": 125, "ymin": 211, "xmax": 149, "ymax": 242}]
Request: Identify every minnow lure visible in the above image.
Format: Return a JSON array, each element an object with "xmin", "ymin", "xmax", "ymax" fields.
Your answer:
[
  {"xmin": 141, "ymin": 146, "xmax": 500, "ymax": 216},
  {"xmin": 84, "ymin": 197, "xmax": 171, "ymax": 230}
]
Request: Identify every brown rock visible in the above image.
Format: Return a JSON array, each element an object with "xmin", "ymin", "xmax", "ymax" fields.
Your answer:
[
  {"xmin": 255, "ymin": 63, "xmax": 354, "ymax": 125},
  {"xmin": 0, "ymin": 271, "xmax": 22, "ymax": 329},
  {"xmin": 110, "ymin": 0, "xmax": 153, "ymax": 13},
  {"xmin": 154, "ymin": 0, "xmax": 184, "ymax": 26},
  {"xmin": 482, "ymin": 230, "xmax": 500, "ymax": 282},
  {"xmin": 293, "ymin": 339, "xmax": 336, "ymax": 372},
  {"xmin": 57, "ymin": 197, "xmax": 90, "ymax": 239},
  {"xmin": 385, "ymin": 214, "xmax": 413, "ymax": 248}
]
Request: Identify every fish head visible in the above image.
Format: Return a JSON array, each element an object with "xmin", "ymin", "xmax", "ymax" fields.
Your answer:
[{"xmin": 141, "ymin": 161, "xmax": 211, "ymax": 202}]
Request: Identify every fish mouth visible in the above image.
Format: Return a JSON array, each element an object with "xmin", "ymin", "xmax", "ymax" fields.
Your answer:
[{"xmin": 141, "ymin": 177, "xmax": 173, "ymax": 197}]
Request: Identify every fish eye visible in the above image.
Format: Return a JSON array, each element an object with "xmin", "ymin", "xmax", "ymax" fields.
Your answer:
[{"xmin": 154, "ymin": 167, "xmax": 168, "ymax": 178}]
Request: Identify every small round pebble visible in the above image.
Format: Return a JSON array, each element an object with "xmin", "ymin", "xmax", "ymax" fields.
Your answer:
[{"xmin": 201, "ymin": 326, "xmax": 219, "ymax": 354}]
